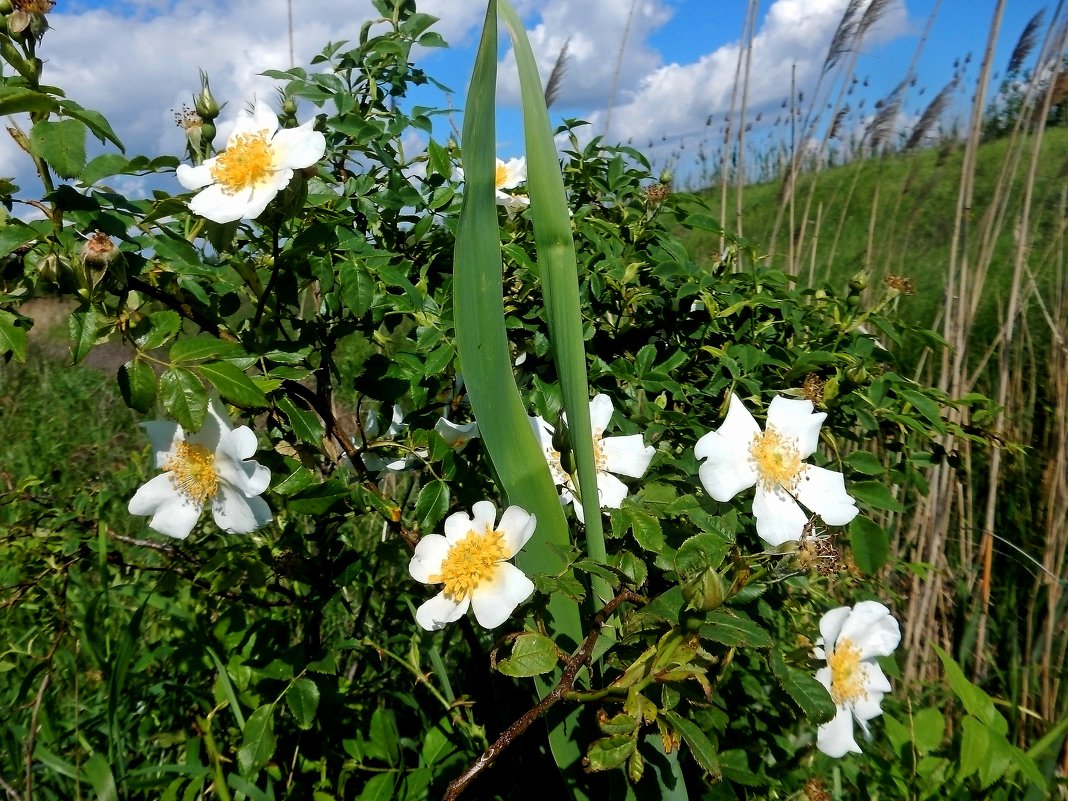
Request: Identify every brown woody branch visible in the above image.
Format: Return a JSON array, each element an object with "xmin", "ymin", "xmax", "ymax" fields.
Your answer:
[{"xmin": 443, "ymin": 589, "xmax": 644, "ymax": 801}]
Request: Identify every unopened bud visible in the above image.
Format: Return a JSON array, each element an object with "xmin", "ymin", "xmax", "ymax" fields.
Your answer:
[
  {"xmin": 551, "ymin": 418, "xmax": 573, "ymax": 474},
  {"xmin": 194, "ymin": 69, "xmax": 220, "ymax": 120},
  {"xmin": 848, "ymin": 270, "xmax": 868, "ymax": 292},
  {"xmin": 658, "ymin": 168, "xmax": 673, "ymax": 186},
  {"xmin": 683, "ymin": 568, "xmax": 726, "ymax": 612}
]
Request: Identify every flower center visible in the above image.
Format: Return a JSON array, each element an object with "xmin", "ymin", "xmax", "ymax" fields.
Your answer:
[
  {"xmin": 495, "ymin": 162, "xmax": 509, "ymax": 189},
  {"xmin": 749, "ymin": 426, "xmax": 803, "ymax": 491},
  {"xmin": 210, "ymin": 130, "xmax": 273, "ymax": 193},
  {"xmin": 828, "ymin": 637, "xmax": 866, "ymax": 705},
  {"xmin": 432, "ymin": 528, "xmax": 507, "ymax": 601},
  {"xmin": 164, "ymin": 441, "xmax": 219, "ymax": 505}
]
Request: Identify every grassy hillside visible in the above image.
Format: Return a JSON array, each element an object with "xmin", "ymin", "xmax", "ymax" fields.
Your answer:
[{"xmin": 689, "ymin": 128, "xmax": 1068, "ymax": 377}]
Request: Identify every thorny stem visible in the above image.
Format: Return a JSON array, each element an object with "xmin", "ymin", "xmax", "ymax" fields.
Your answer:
[{"xmin": 442, "ymin": 589, "xmax": 644, "ymax": 801}]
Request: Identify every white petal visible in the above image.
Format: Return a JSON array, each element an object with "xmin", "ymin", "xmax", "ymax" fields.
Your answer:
[
  {"xmin": 415, "ymin": 591, "xmax": 469, "ymax": 631},
  {"xmin": 435, "ymin": 417, "xmax": 479, "ymax": 450},
  {"xmin": 795, "ymin": 465, "xmax": 858, "ymax": 526},
  {"xmin": 129, "ymin": 474, "xmax": 202, "ymax": 539},
  {"xmin": 561, "ymin": 486, "xmax": 582, "ymax": 522},
  {"xmin": 409, "ymin": 534, "xmax": 450, "ymax": 583},
  {"xmin": 470, "ymin": 562, "xmax": 534, "ymax": 629},
  {"xmin": 819, "ymin": 606, "xmax": 853, "ymax": 653},
  {"xmin": 814, "ymin": 666, "xmax": 833, "ymax": 692},
  {"xmin": 752, "ymin": 485, "xmax": 809, "ymax": 546},
  {"xmin": 470, "ymin": 500, "xmax": 498, "ymax": 533},
  {"xmin": 129, "ymin": 473, "xmax": 179, "ymax": 516},
  {"xmin": 176, "ymin": 162, "xmax": 215, "ymax": 190},
  {"xmin": 499, "ymin": 157, "xmax": 526, "ymax": 188},
  {"xmin": 187, "ymin": 184, "xmax": 256, "ymax": 224},
  {"xmin": 443, "ymin": 508, "xmax": 475, "ymax": 543},
  {"xmin": 217, "ymin": 424, "xmax": 257, "ymax": 460},
  {"xmin": 817, "ymin": 704, "xmax": 862, "ymax": 757},
  {"xmin": 852, "ymin": 662, "xmax": 891, "ymax": 721},
  {"xmin": 141, "ymin": 421, "xmax": 182, "ymax": 468},
  {"xmin": 595, "ymin": 470, "xmax": 630, "ymax": 510},
  {"xmin": 231, "ymin": 101, "xmax": 279, "ymax": 141},
  {"xmin": 497, "ymin": 506, "xmax": 536, "ymax": 557},
  {"xmin": 600, "ymin": 434, "xmax": 654, "ymax": 478},
  {"xmin": 212, "ymin": 484, "xmax": 272, "ymax": 533},
  {"xmin": 270, "ymin": 122, "xmax": 326, "ymax": 170},
  {"xmin": 241, "ymin": 175, "xmax": 292, "ymax": 219},
  {"xmin": 839, "ymin": 601, "xmax": 901, "ymax": 659},
  {"xmin": 696, "ymin": 429, "xmax": 757, "ymax": 502},
  {"xmin": 766, "ymin": 396, "xmax": 824, "ymax": 458},
  {"xmin": 588, "ymin": 394, "xmax": 615, "ymax": 432},
  {"xmin": 215, "ymin": 451, "xmax": 271, "ymax": 497}
]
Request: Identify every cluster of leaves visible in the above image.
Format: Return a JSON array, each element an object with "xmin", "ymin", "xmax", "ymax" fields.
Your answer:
[{"xmin": 0, "ymin": 1, "xmax": 1055, "ymax": 800}]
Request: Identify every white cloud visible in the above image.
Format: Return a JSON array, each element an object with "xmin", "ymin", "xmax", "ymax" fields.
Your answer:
[
  {"xmin": 497, "ymin": 0, "xmax": 674, "ymax": 108},
  {"xmin": 586, "ymin": 0, "xmax": 910, "ymax": 145}
]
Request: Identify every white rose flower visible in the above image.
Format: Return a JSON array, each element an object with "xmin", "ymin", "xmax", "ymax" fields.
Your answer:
[
  {"xmin": 530, "ymin": 394, "xmax": 655, "ymax": 523},
  {"xmin": 494, "ymin": 156, "xmax": 529, "ymax": 211},
  {"xmin": 128, "ymin": 398, "xmax": 272, "ymax": 539},
  {"xmin": 695, "ymin": 393, "xmax": 858, "ymax": 546},
  {"xmin": 409, "ymin": 501, "xmax": 536, "ymax": 631},
  {"xmin": 434, "ymin": 417, "xmax": 480, "ymax": 451},
  {"xmin": 176, "ymin": 101, "xmax": 326, "ymax": 223},
  {"xmin": 813, "ymin": 601, "xmax": 901, "ymax": 757}
]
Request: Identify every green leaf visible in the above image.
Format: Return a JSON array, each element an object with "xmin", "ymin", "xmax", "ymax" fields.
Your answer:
[
  {"xmin": 30, "ymin": 119, "xmax": 87, "ymax": 179},
  {"xmin": 277, "ymin": 395, "xmax": 325, "ymax": 445},
  {"xmin": 82, "ymin": 753, "xmax": 119, "ymax": 801},
  {"xmin": 850, "ymin": 515, "xmax": 889, "ymax": 573},
  {"xmin": 369, "ymin": 708, "xmax": 400, "ymax": 765},
  {"xmin": 661, "ymin": 710, "xmax": 721, "ymax": 778},
  {"xmin": 356, "ymin": 773, "xmax": 395, "ymax": 801},
  {"xmin": 68, "ymin": 306, "xmax": 103, "ymax": 364},
  {"xmin": 845, "ymin": 450, "xmax": 884, "ymax": 475},
  {"xmin": 338, "ymin": 258, "xmax": 375, "ymax": 317},
  {"xmin": 0, "ymin": 310, "xmax": 28, "ymax": 362},
  {"xmin": 197, "ymin": 361, "xmax": 268, "ymax": 407},
  {"xmin": 699, "ymin": 610, "xmax": 773, "ymax": 648},
  {"xmin": 136, "ymin": 310, "xmax": 182, "ymax": 350},
  {"xmin": 80, "ymin": 153, "xmax": 130, "ymax": 186},
  {"xmin": 238, "ymin": 705, "xmax": 276, "ymax": 777},
  {"xmin": 769, "ymin": 649, "xmax": 836, "ymax": 724},
  {"xmin": 850, "ymin": 480, "xmax": 905, "ymax": 512},
  {"xmin": 624, "ymin": 505, "xmax": 665, "ymax": 552},
  {"xmin": 674, "ymin": 532, "xmax": 729, "ymax": 575},
  {"xmin": 159, "ymin": 367, "xmax": 209, "ymax": 432},
  {"xmin": 170, "ymin": 334, "xmax": 232, "ymax": 363},
  {"xmin": 934, "ymin": 646, "xmax": 1003, "ymax": 729},
  {"xmin": 286, "ymin": 480, "xmax": 350, "ymax": 515},
  {"xmin": 414, "ymin": 479, "xmax": 449, "ymax": 532},
  {"xmin": 0, "ymin": 86, "xmax": 58, "ymax": 116},
  {"xmin": 959, "ymin": 716, "xmax": 987, "ymax": 780},
  {"xmin": 584, "ymin": 734, "xmax": 636, "ymax": 772},
  {"xmin": 285, "ymin": 678, "xmax": 320, "ymax": 730},
  {"xmin": 496, "ymin": 633, "xmax": 559, "ymax": 677},
  {"xmin": 118, "ymin": 359, "xmax": 157, "ymax": 413},
  {"xmin": 912, "ymin": 707, "xmax": 945, "ymax": 754},
  {"xmin": 900, "ymin": 388, "xmax": 946, "ymax": 431}
]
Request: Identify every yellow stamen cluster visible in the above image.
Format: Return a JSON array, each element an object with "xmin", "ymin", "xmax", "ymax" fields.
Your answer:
[
  {"xmin": 431, "ymin": 528, "xmax": 507, "ymax": 601},
  {"xmin": 164, "ymin": 441, "xmax": 219, "ymax": 505},
  {"xmin": 749, "ymin": 426, "xmax": 803, "ymax": 492},
  {"xmin": 494, "ymin": 162, "xmax": 509, "ymax": 189},
  {"xmin": 210, "ymin": 130, "xmax": 273, "ymax": 194},
  {"xmin": 828, "ymin": 638, "xmax": 866, "ymax": 705}
]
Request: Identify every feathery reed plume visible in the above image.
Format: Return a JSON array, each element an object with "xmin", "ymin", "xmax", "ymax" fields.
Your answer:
[
  {"xmin": 1007, "ymin": 9, "xmax": 1046, "ymax": 75},
  {"xmin": 856, "ymin": 0, "xmax": 895, "ymax": 42},
  {"xmin": 905, "ymin": 77, "xmax": 958, "ymax": 150},
  {"xmin": 867, "ymin": 79, "xmax": 907, "ymax": 150},
  {"xmin": 828, "ymin": 105, "xmax": 850, "ymax": 140},
  {"xmin": 543, "ymin": 38, "xmax": 571, "ymax": 109},
  {"xmin": 824, "ymin": 0, "xmax": 865, "ymax": 73}
]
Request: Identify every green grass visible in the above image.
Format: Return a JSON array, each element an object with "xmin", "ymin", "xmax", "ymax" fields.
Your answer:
[
  {"xmin": 690, "ymin": 128, "xmax": 1068, "ymax": 359},
  {"xmin": 0, "ymin": 350, "xmax": 145, "ymax": 531}
]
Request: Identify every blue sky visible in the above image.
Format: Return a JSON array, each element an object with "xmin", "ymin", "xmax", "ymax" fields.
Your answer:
[{"xmin": 2, "ymin": 1, "xmax": 1059, "ymax": 195}]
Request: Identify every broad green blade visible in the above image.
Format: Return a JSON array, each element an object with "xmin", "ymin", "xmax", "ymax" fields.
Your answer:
[
  {"xmin": 454, "ymin": 3, "xmax": 587, "ymax": 794},
  {"xmin": 497, "ymin": 0, "xmax": 612, "ymax": 609}
]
